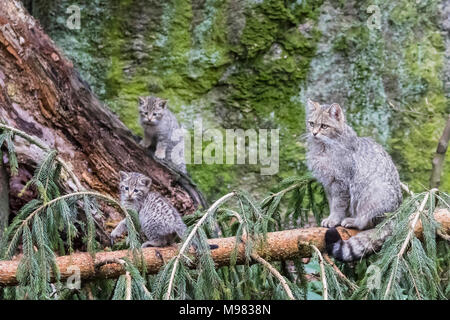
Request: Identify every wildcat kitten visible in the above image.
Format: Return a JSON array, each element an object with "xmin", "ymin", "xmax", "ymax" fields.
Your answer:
[
  {"xmin": 110, "ymin": 171, "xmax": 187, "ymax": 247},
  {"xmin": 305, "ymin": 99, "xmax": 402, "ymax": 262},
  {"xmin": 138, "ymin": 96, "xmax": 187, "ymax": 174}
]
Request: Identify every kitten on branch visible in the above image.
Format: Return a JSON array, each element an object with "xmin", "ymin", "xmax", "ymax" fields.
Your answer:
[
  {"xmin": 138, "ymin": 96, "xmax": 187, "ymax": 174},
  {"xmin": 305, "ymin": 99, "xmax": 402, "ymax": 262},
  {"xmin": 111, "ymin": 171, "xmax": 187, "ymax": 247}
]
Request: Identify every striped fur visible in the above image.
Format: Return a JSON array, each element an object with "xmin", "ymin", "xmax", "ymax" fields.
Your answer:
[
  {"xmin": 325, "ymin": 223, "xmax": 393, "ymax": 262},
  {"xmin": 305, "ymin": 100, "xmax": 402, "ymax": 262},
  {"xmin": 138, "ymin": 96, "xmax": 187, "ymax": 174},
  {"xmin": 111, "ymin": 171, "xmax": 187, "ymax": 247}
]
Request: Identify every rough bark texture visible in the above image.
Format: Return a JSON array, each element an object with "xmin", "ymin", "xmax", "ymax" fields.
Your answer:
[
  {"xmin": 0, "ymin": 0, "xmax": 203, "ymax": 219},
  {"xmin": 430, "ymin": 115, "xmax": 450, "ymax": 189},
  {"xmin": 0, "ymin": 208, "xmax": 448, "ymax": 286}
]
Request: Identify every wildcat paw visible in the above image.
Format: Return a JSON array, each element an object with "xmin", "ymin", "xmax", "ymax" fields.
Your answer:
[
  {"xmin": 110, "ymin": 229, "xmax": 121, "ymax": 245},
  {"xmin": 141, "ymin": 241, "xmax": 154, "ymax": 248},
  {"xmin": 321, "ymin": 217, "xmax": 342, "ymax": 228},
  {"xmin": 341, "ymin": 218, "xmax": 357, "ymax": 229}
]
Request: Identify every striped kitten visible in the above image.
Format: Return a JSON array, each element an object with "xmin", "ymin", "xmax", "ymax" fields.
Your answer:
[
  {"xmin": 110, "ymin": 171, "xmax": 187, "ymax": 247},
  {"xmin": 305, "ymin": 99, "xmax": 402, "ymax": 262}
]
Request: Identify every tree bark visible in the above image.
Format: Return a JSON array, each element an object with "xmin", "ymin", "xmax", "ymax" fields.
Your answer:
[
  {"xmin": 430, "ymin": 115, "xmax": 450, "ymax": 189},
  {"xmin": 0, "ymin": 208, "xmax": 447, "ymax": 286},
  {"xmin": 0, "ymin": 0, "xmax": 204, "ymax": 219}
]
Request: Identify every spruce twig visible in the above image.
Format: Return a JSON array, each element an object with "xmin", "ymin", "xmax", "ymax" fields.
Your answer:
[
  {"xmin": 125, "ymin": 271, "xmax": 132, "ymax": 300},
  {"xmin": 309, "ymin": 244, "xmax": 328, "ymax": 300},
  {"xmin": 260, "ymin": 183, "xmax": 302, "ymax": 207},
  {"xmin": 384, "ymin": 190, "xmax": 434, "ymax": 299},
  {"xmin": 228, "ymin": 209, "xmax": 295, "ymax": 300},
  {"xmin": 323, "ymin": 254, "xmax": 358, "ymax": 291},
  {"xmin": 0, "ymin": 123, "xmax": 83, "ymax": 190},
  {"xmin": 165, "ymin": 192, "xmax": 237, "ymax": 300}
]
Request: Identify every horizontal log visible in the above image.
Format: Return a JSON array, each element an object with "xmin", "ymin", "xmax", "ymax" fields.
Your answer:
[{"xmin": 0, "ymin": 208, "xmax": 447, "ymax": 286}]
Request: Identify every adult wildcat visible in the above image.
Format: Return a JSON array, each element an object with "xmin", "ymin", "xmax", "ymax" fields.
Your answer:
[{"xmin": 305, "ymin": 99, "xmax": 402, "ymax": 261}]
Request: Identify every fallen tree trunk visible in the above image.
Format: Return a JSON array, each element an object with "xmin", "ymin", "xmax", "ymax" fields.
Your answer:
[
  {"xmin": 0, "ymin": 208, "xmax": 448, "ymax": 286},
  {"xmin": 0, "ymin": 0, "xmax": 203, "ymax": 217}
]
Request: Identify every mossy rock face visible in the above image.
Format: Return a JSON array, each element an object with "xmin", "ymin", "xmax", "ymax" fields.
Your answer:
[{"xmin": 30, "ymin": 0, "xmax": 449, "ymax": 200}]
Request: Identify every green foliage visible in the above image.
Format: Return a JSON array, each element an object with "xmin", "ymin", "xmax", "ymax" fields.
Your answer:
[
  {"xmin": 0, "ymin": 131, "xmax": 18, "ymax": 176},
  {"xmin": 112, "ymin": 258, "xmax": 153, "ymax": 300},
  {"xmin": 1, "ymin": 125, "xmax": 448, "ymax": 300},
  {"xmin": 0, "ymin": 126, "xmax": 141, "ymax": 300},
  {"xmin": 352, "ymin": 191, "xmax": 449, "ymax": 300},
  {"xmin": 30, "ymin": 0, "xmax": 449, "ymax": 203}
]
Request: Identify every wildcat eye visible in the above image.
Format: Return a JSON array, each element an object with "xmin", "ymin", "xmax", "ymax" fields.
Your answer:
[
  {"xmin": 321, "ymin": 124, "xmax": 329, "ymax": 129},
  {"xmin": 133, "ymin": 189, "xmax": 138, "ymax": 193},
  {"xmin": 125, "ymin": 187, "xmax": 129, "ymax": 191},
  {"xmin": 309, "ymin": 122, "xmax": 314, "ymax": 127}
]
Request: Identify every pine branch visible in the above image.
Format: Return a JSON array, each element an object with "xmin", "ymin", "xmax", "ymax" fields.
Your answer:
[
  {"xmin": 323, "ymin": 254, "xmax": 358, "ymax": 291},
  {"xmin": 0, "ymin": 209, "xmax": 447, "ymax": 286},
  {"xmin": 165, "ymin": 192, "xmax": 237, "ymax": 300},
  {"xmin": 229, "ymin": 209, "xmax": 295, "ymax": 300},
  {"xmin": 384, "ymin": 190, "xmax": 434, "ymax": 299},
  {"xmin": 309, "ymin": 244, "xmax": 328, "ymax": 300}
]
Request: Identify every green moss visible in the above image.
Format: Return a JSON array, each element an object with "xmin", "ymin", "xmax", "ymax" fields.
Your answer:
[
  {"xmin": 222, "ymin": 0, "xmax": 323, "ymax": 183},
  {"xmin": 34, "ymin": 0, "xmax": 449, "ymax": 199},
  {"xmin": 390, "ymin": 33, "xmax": 449, "ymax": 192}
]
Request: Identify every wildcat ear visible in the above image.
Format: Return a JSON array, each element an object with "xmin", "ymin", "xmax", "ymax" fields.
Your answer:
[
  {"xmin": 119, "ymin": 171, "xmax": 129, "ymax": 181},
  {"xmin": 306, "ymin": 99, "xmax": 319, "ymax": 112},
  {"xmin": 139, "ymin": 176, "xmax": 152, "ymax": 187},
  {"xmin": 138, "ymin": 96, "xmax": 146, "ymax": 105},
  {"xmin": 327, "ymin": 103, "xmax": 344, "ymax": 122},
  {"xmin": 161, "ymin": 100, "xmax": 168, "ymax": 109}
]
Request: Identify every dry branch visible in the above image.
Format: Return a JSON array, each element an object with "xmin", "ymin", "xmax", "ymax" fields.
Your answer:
[
  {"xmin": 430, "ymin": 114, "xmax": 450, "ymax": 189},
  {"xmin": 0, "ymin": 208, "xmax": 448, "ymax": 286}
]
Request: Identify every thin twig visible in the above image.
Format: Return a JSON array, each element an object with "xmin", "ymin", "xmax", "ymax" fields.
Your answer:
[
  {"xmin": 250, "ymin": 252, "xmax": 295, "ymax": 300},
  {"xmin": 400, "ymin": 182, "xmax": 414, "ymax": 196},
  {"xmin": 165, "ymin": 192, "xmax": 237, "ymax": 300},
  {"xmin": 0, "ymin": 123, "xmax": 84, "ymax": 191},
  {"xmin": 0, "ymin": 123, "xmax": 109, "ymax": 239},
  {"xmin": 310, "ymin": 244, "xmax": 328, "ymax": 300},
  {"xmin": 4, "ymin": 191, "xmax": 129, "ymax": 258},
  {"xmin": 404, "ymin": 260, "xmax": 422, "ymax": 300},
  {"xmin": 124, "ymin": 271, "xmax": 132, "ymax": 300},
  {"xmin": 0, "ymin": 123, "xmax": 49, "ymax": 150},
  {"xmin": 437, "ymin": 229, "xmax": 450, "ymax": 243},
  {"xmin": 430, "ymin": 114, "xmax": 450, "ymax": 189},
  {"xmin": 261, "ymin": 183, "xmax": 301, "ymax": 205},
  {"xmin": 229, "ymin": 209, "xmax": 295, "ymax": 300},
  {"xmin": 384, "ymin": 190, "xmax": 433, "ymax": 299},
  {"xmin": 323, "ymin": 254, "xmax": 358, "ymax": 291}
]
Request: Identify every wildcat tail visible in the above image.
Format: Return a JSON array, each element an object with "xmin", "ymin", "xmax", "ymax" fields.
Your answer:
[{"xmin": 325, "ymin": 225, "xmax": 392, "ymax": 262}]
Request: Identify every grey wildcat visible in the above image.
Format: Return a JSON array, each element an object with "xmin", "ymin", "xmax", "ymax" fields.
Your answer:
[
  {"xmin": 305, "ymin": 99, "xmax": 402, "ymax": 262},
  {"xmin": 138, "ymin": 96, "xmax": 187, "ymax": 174},
  {"xmin": 110, "ymin": 171, "xmax": 187, "ymax": 247}
]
